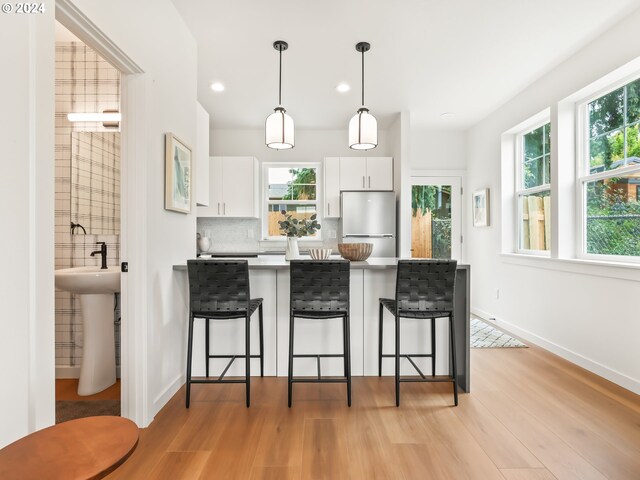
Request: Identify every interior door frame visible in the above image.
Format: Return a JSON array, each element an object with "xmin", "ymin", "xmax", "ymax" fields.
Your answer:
[
  {"xmin": 56, "ymin": 0, "xmax": 149, "ymax": 426},
  {"xmin": 408, "ymin": 170, "xmax": 465, "ymax": 261}
]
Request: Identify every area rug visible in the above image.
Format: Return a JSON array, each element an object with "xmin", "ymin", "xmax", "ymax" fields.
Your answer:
[
  {"xmin": 55, "ymin": 400, "xmax": 121, "ymax": 424},
  {"xmin": 471, "ymin": 318, "xmax": 527, "ymax": 348}
]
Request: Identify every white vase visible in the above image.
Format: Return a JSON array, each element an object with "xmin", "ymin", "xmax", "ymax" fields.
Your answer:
[
  {"xmin": 285, "ymin": 237, "xmax": 300, "ymax": 260},
  {"xmin": 197, "ymin": 235, "xmax": 211, "ymax": 253}
]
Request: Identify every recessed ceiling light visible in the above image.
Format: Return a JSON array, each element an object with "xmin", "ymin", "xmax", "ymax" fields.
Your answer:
[
  {"xmin": 440, "ymin": 112, "xmax": 455, "ymax": 118},
  {"xmin": 210, "ymin": 82, "xmax": 225, "ymax": 92},
  {"xmin": 336, "ymin": 83, "xmax": 350, "ymax": 93}
]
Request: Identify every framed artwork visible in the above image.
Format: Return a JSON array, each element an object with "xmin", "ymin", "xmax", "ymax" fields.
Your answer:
[
  {"xmin": 165, "ymin": 133, "xmax": 192, "ymax": 214},
  {"xmin": 472, "ymin": 188, "xmax": 490, "ymax": 227}
]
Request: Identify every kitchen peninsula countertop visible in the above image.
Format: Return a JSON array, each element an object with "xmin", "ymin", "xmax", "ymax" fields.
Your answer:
[{"xmin": 174, "ymin": 256, "xmax": 470, "ymax": 271}]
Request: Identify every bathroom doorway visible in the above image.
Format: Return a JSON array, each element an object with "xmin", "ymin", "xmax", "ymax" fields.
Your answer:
[{"xmin": 53, "ymin": 21, "xmax": 122, "ymax": 422}]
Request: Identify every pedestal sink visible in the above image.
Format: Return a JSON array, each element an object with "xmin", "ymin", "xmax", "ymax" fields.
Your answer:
[{"xmin": 55, "ymin": 266, "xmax": 120, "ymax": 396}]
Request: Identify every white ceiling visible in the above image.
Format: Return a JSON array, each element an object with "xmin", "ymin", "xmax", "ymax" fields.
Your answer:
[{"xmin": 172, "ymin": 0, "xmax": 640, "ymax": 131}]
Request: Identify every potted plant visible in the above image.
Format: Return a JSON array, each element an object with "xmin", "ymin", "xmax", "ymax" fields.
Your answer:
[{"xmin": 278, "ymin": 211, "xmax": 321, "ymax": 260}]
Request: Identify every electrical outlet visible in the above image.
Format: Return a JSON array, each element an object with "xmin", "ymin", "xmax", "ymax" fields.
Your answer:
[
  {"xmin": 328, "ymin": 230, "xmax": 337, "ymax": 239},
  {"xmin": 495, "ymin": 288, "xmax": 500, "ymax": 300},
  {"xmin": 247, "ymin": 229, "xmax": 254, "ymax": 239}
]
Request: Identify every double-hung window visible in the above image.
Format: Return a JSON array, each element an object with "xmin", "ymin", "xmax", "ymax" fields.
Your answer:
[
  {"xmin": 263, "ymin": 163, "xmax": 320, "ymax": 240},
  {"xmin": 516, "ymin": 122, "xmax": 551, "ymax": 253},
  {"xmin": 579, "ymin": 78, "xmax": 640, "ymax": 259}
]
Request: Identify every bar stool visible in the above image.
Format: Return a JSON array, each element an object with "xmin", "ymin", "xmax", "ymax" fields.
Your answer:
[
  {"xmin": 288, "ymin": 260, "xmax": 351, "ymax": 407},
  {"xmin": 186, "ymin": 260, "xmax": 264, "ymax": 408},
  {"xmin": 378, "ymin": 259, "xmax": 458, "ymax": 406}
]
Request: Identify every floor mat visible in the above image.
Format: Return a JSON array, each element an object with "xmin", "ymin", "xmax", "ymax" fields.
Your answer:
[
  {"xmin": 471, "ymin": 318, "xmax": 527, "ymax": 348},
  {"xmin": 55, "ymin": 400, "xmax": 121, "ymax": 424}
]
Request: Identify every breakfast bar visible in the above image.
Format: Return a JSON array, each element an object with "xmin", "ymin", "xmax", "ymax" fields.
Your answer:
[{"xmin": 173, "ymin": 257, "xmax": 471, "ymax": 392}]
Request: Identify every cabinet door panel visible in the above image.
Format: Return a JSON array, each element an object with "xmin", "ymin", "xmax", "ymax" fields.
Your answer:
[
  {"xmin": 195, "ymin": 103, "xmax": 210, "ymax": 206},
  {"xmin": 339, "ymin": 157, "xmax": 366, "ymax": 191},
  {"xmin": 196, "ymin": 156, "xmax": 223, "ymax": 217},
  {"xmin": 221, "ymin": 156, "xmax": 256, "ymax": 217},
  {"xmin": 366, "ymin": 157, "xmax": 393, "ymax": 191},
  {"xmin": 324, "ymin": 157, "xmax": 341, "ymax": 217}
]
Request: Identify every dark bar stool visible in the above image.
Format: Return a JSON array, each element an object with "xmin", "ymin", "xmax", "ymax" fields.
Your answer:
[
  {"xmin": 186, "ymin": 260, "xmax": 264, "ymax": 408},
  {"xmin": 288, "ymin": 260, "xmax": 351, "ymax": 407},
  {"xmin": 378, "ymin": 259, "xmax": 458, "ymax": 406}
]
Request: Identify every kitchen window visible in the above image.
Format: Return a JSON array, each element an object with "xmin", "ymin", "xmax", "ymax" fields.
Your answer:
[
  {"xmin": 263, "ymin": 163, "xmax": 321, "ymax": 240},
  {"xmin": 516, "ymin": 122, "xmax": 551, "ymax": 254},
  {"xmin": 578, "ymin": 78, "xmax": 640, "ymax": 259}
]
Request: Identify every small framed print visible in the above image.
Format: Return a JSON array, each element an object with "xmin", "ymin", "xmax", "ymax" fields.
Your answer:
[
  {"xmin": 165, "ymin": 133, "xmax": 192, "ymax": 214},
  {"xmin": 472, "ymin": 188, "xmax": 490, "ymax": 227}
]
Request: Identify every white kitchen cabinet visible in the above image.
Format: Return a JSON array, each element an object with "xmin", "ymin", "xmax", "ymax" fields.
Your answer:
[
  {"xmin": 195, "ymin": 103, "xmax": 210, "ymax": 206},
  {"xmin": 324, "ymin": 157, "xmax": 341, "ymax": 218},
  {"xmin": 197, "ymin": 156, "xmax": 259, "ymax": 218},
  {"xmin": 339, "ymin": 157, "xmax": 367, "ymax": 191},
  {"xmin": 339, "ymin": 157, "xmax": 393, "ymax": 191}
]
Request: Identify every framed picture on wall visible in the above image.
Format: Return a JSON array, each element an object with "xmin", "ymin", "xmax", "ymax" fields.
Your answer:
[
  {"xmin": 472, "ymin": 188, "xmax": 490, "ymax": 227},
  {"xmin": 165, "ymin": 133, "xmax": 192, "ymax": 214}
]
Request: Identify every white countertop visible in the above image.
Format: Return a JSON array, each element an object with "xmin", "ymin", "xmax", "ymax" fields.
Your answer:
[{"xmin": 173, "ymin": 256, "xmax": 469, "ymax": 271}]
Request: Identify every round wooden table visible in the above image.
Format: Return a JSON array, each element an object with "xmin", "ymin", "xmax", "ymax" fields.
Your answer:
[{"xmin": 0, "ymin": 416, "xmax": 138, "ymax": 480}]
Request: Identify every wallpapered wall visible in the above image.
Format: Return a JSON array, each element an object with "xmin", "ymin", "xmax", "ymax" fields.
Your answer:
[{"xmin": 55, "ymin": 42, "xmax": 121, "ymax": 375}]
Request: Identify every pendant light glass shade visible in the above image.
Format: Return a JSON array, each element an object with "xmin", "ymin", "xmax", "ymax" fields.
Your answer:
[
  {"xmin": 266, "ymin": 41, "xmax": 294, "ymax": 150},
  {"xmin": 266, "ymin": 107, "xmax": 294, "ymax": 149},
  {"xmin": 349, "ymin": 42, "xmax": 377, "ymax": 150},
  {"xmin": 349, "ymin": 107, "xmax": 377, "ymax": 150}
]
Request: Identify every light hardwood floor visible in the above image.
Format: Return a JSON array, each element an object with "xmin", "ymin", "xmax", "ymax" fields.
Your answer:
[
  {"xmin": 106, "ymin": 343, "xmax": 640, "ymax": 479},
  {"xmin": 56, "ymin": 379, "xmax": 121, "ymax": 401}
]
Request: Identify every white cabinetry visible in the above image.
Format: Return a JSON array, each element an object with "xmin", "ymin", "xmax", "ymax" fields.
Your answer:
[
  {"xmin": 195, "ymin": 103, "xmax": 210, "ymax": 206},
  {"xmin": 197, "ymin": 156, "xmax": 259, "ymax": 218},
  {"xmin": 324, "ymin": 157, "xmax": 341, "ymax": 218},
  {"xmin": 338, "ymin": 157, "xmax": 393, "ymax": 191}
]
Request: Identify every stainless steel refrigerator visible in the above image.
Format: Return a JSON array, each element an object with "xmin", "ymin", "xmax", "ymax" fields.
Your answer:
[{"xmin": 340, "ymin": 191, "xmax": 396, "ymax": 257}]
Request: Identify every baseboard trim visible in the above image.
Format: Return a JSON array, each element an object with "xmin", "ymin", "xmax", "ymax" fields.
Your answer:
[
  {"xmin": 152, "ymin": 373, "xmax": 185, "ymax": 418},
  {"xmin": 56, "ymin": 365, "xmax": 121, "ymax": 379},
  {"xmin": 471, "ymin": 308, "xmax": 640, "ymax": 395}
]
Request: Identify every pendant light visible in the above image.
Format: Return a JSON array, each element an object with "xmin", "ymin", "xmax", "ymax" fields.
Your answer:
[
  {"xmin": 266, "ymin": 40, "xmax": 294, "ymax": 149},
  {"xmin": 349, "ymin": 41, "xmax": 377, "ymax": 150}
]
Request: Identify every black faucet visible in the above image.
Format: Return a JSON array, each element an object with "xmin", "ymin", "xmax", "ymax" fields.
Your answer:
[{"xmin": 90, "ymin": 242, "xmax": 108, "ymax": 269}]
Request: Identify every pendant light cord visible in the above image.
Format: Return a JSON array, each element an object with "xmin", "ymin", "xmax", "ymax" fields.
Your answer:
[
  {"xmin": 279, "ymin": 47, "xmax": 282, "ymax": 106},
  {"xmin": 361, "ymin": 49, "xmax": 365, "ymax": 107}
]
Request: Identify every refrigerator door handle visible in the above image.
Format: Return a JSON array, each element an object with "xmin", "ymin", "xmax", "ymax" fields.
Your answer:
[{"xmin": 343, "ymin": 234, "xmax": 395, "ymax": 238}]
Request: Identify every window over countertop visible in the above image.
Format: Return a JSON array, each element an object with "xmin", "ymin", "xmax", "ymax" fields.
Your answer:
[{"xmin": 262, "ymin": 163, "xmax": 321, "ymax": 241}]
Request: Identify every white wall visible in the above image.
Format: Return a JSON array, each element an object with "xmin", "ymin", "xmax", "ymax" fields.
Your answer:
[
  {"xmin": 466, "ymin": 8, "xmax": 640, "ymax": 393},
  {"xmin": 210, "ymin": 128, "xmax": 392, "ymax": 160},
  {"xmin": 0, "ymin": 2, "xmax": 55, "ymax": 447},
  {"xmin": 69, "ymin": 0, "xmax": 199, "ymax": 421},
  {"xmin": 411, "ymin": 129, "xmax": 466, "ymax": 171}
]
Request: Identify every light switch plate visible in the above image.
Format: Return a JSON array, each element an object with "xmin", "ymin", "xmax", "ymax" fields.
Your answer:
[{"xmin": 328, "ymin": 229, "xmax": 337, "ymax": 239}]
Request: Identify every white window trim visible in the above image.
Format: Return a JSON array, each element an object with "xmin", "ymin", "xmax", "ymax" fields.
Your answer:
[
  {"xmin": 515, "ymin": 120, "xmax": 551, "ymax": 256},
  {"xmin": 576, "ymin": 83, "xmax": 640, "ymax": 264},
  {"xmin": 261, "ymin": 162, "xmax": 322, "ymax": 242}
]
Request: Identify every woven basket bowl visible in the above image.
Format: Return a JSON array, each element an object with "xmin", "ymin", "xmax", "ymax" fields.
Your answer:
[
  {"xmin": 338, "ymin": 243, "xmax": 373, "ymax": 261},
  {"xmin": 308, "ymin": 248, "xmax": 332, "ymax": 260}
]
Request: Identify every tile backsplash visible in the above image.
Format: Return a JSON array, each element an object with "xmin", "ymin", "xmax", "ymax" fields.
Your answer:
[{"xmin": 197, "ymin": 217, "xmax": 340, "ymax": 253}]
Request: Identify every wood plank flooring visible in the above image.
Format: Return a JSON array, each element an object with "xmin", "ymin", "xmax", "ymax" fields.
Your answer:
[
  {"xmin": 56, "ymin": 378, "xmax": 121, "ymax": 401},
  {"xmin": 105, "ymin": 344, "xmax": 640, "ymax": 479}
]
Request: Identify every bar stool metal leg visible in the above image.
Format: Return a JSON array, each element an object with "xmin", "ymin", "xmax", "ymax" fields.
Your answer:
[
  {"xmin": 449, "ymin": 315, "xmax": 458, "ymax": 406},
  {"xmin": 205, "ymin": 319, "xmax": 210, "ymax": 378},
  {"xmin": 245, "ymin": 314, "xmax": 251, "ymax": 408},
  {"xmin": 288, "ymin": 314, "xmax": 295, "ymax": 408},
  {"xmin": 395, "ymin": 314, "xmax": 401, "ymax": 407},
  {"xmin": 345, "ymin": 313, "xmax": 352, "ymax": 407},
  {"xmin": 378, "ymin": 302, "xmax": 384, "ymax": 377},
  {"xmin": 259, "ymin": 304, "xmax": 264, "ymax": 378},
  {"xmin": 431, "ymin": 317, "xmax": 436, "ymax": 376},
  {"xmin": 186, "ymin": 313, "xmax": 194, "ymax": 408}
]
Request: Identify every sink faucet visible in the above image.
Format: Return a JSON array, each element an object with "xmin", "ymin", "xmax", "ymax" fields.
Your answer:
[{"xmin": 90, "ymin": 242, "xmax": 108, "ymax": 269}]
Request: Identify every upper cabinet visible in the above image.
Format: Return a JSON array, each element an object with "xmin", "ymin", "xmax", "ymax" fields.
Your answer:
[
  {"xmin": 197, "ymin": 156, "xmax": 259, "ymax": 218},
  {"xmin": 324, "ymin": 157, "xmax": 341, "ymax": 218},
  {"xmin": 195, "ymin": 103, "xmax": 210, "ymax": 206},
  {"xmin": 338, "ymin": 157, "xmax": 393, "ymax": 191}
]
